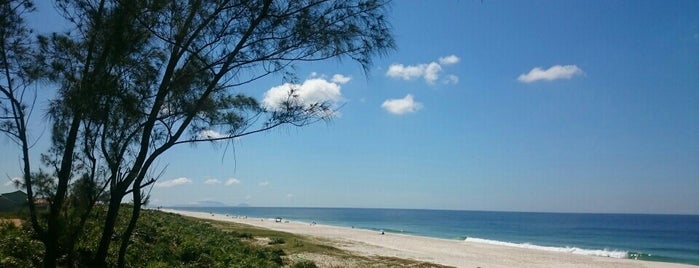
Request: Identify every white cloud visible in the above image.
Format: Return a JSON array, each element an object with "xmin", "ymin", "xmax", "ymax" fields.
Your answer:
[
  {"xmin": 198, "ymin": 130, "xmax": 228, "ymax": 139},
  {"xmin": 386, "ymin": 55, "xmax": 460, "ymax": 84},
  {"xmin": 262, "ymin": 75, "xmax": 345, "ymax": 111},
  {"xmin": 424, "ymin": 62, "xmax": 442, "ymax": 84},
  {"xmin": 439, "ymin": 55, "xmax": 460, "ymax": 65},
  {"xmin": 331, "ymin": 74, "xmax": 351, "ymax": 84},
  {"xmin": 157, "ymin": 177, "xmax": 192, "ymax": 188},
  {"xmin": 517, "ymin": 65, "xmax": 584, "ymax": 83},
  {"xmin": 4, "ymin": 177, "xmax": 22, "ymax": 187},
  {"xmin": 381, "ymin": 94, "xmax": 423, "ymax": 115},
  {"xmin": 286, "ymin": 194, "xmax": 294, "ymax": 198},
  {"xmin": 225, "ymin": 178, "xmax": 241, "ymax": 186},
  {"xmin": 444, "ymin": 75, "xmax": 459, "ymax": 84},
  {"xmin": 386, "ymin": 64, "xmax": 427, "ymax": 80},
  {"xmin": 258, "ymin": 181, "xmax": 269, "ymax": 187},
  {"xmin": 204, "ymin": 179, "xmax": 221, "ymax": 185}
]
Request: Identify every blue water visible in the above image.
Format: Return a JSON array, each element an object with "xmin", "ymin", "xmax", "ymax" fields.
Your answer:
[{"xmin": 170, "ymin": 207, "xmax": 699, "ymax": 266}]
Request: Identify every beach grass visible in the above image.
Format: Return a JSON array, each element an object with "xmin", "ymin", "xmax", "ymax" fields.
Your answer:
[
  {"xmin": 191, "ymin": 215, "xmax": 453, "ymax": 267},
  {"xmin": 1, "ymin": 207, "xmax": 286, "ymax": 267},
  {"xmin": 0, "ymin": 208, "xmax": 451, "ymax": 267}
]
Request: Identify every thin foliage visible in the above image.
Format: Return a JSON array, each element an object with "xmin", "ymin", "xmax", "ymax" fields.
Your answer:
[{"xmin": 0, "ymin": 0, "xmax": 394, "ymax": 266}]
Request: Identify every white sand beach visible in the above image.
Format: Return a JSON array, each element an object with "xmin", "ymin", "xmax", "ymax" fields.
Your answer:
[{"xmin": 166, "ymin": 209, "xmax": 696, "ymax": 268}]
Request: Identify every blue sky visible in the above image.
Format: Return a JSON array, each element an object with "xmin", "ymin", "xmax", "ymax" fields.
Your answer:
[{"xmin": 1, "ymin": 0, "xmax": 698, "ymax": 214}]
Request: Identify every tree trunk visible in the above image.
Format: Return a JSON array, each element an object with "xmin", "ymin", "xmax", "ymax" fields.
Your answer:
[
  {"xmin": 44, "ymin": 115, "xmax": 82, "ymax": 267},
  {"xmin": 117, "ymin": 184, "xmax": 142, "ymax": 268},
  {"xmin": 65, "ymin": 191, "xmax": 102, "ymax": 265},
  {"xmin": 92, "ymin": 190, "xmax": 124, "ymax": 266},
  {"xmin": 19, "ymin": 112, "xmax": 41, "ymax": 235}
]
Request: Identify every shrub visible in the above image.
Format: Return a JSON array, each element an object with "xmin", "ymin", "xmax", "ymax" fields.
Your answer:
[
  {"xmin": 122, "ymin": 210, "xmax": 285, "ymax": 267},
  {"xmin": 269, "ymin": 237, "xmax": 286, "ymax": 245},
  {"xmin": 291, "ymin": 260, "xmax": 319, "ymax": 268},
  {"xmin": 0, "ymin": 222, "xmax": 44, "ymax": 268},
  {"xmin": 236, "ymin": 232, "xmax": 254, "ymax": 239}
]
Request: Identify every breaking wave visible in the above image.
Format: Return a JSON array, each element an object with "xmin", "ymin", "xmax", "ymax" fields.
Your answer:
[{"xmin": 464, "ymin": 237, "xmax": 630, "ymax": 259}]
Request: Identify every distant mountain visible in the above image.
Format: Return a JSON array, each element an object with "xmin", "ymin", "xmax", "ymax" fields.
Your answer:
[{"xmin": 237, "ymin": 203, "xmax": 251, "ymax": 207}]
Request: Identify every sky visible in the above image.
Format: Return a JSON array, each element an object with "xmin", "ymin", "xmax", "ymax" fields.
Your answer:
[{"xmin": 1, "ymin": 0, "xmax": 698, "ymax": 214}]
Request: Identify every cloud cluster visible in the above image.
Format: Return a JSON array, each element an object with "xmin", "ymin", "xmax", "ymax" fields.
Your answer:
[
  {"xmin": 381, "ymin": 94, "xmax": 423, "ymax": 115},
  {"xmin": 198, "ymin": 130, "xmax": 228, "ymax": 139},
  {"xmin": 386, "ymin": 55, "xmax": 460, "ymax": 84},
  {"xmin": 381, "ymin": 55, "xmax": 459, "ymax": 115},
  {"xmin": 157, "ymin": 177, "xmax": 192, "ymax": 188},
  {"xmin": 163, "ymin": 177, "xmax": 243, "ymax": 187},
  {"xmin": 258, "ymin": 181, "xmax": 269, "ymax": 187},
  {"xmin": 331, "ymin": 74, "xmax": 351, "ymax": 84},
  {"xmin": 204, "ymin": 178, "xmax": 241, "ymax": 186},
  {"xmin": 438, "ymin": 55, "xmax": 460, "ymax": 65},
  {"xmin": 225, "ymin": 178, "xmax": 241, "ymax": 186},
  {"xmin": 204, "ymin": 179, "xmax": 221, "ymax": 185},
  {"xmin": 4, "ymin": 177, "xmax": 22, "ymax": 187},
  {"xmin": 262, "ymin": 74, "xmax": 348, "ymax": 111},
  {"xmin": 517, "ymin": 65, "xmax": 583, "ymax": 83}
]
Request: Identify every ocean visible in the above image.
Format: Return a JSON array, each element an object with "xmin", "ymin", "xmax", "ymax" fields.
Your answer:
[{"xmin": 170, "ymin": 207, "xmax": 699, "ymax": 266}]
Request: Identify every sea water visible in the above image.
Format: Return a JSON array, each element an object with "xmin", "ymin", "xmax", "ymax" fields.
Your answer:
[{"xmin": 170, "ymin": 207, "xmax": 699, "ymax": 266}]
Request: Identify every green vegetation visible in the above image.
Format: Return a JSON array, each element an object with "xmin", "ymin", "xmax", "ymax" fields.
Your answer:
[
  {"xmin": 290, "ymin": 260, "xmax": 318, "ymax": 268},
  {"xmin": 1, "ymin": 208, "xmax": 284, "ymax": 267},
  {"xmin": 205, "ymin": 219, "xmax": 346, "ymax": 258},
  {"xmin": 120, "ymin": 211, "xmax": 284, "ymax": 267},
  {"xmin": 0, "ymin": 221, "xmax": 43, "ymax": 267},
  {"xmin": 269, "ymin": 237, "xmax": 287, "ymax": 245},
  {"xmin": 0, "ymin": 209, "xmax": 453, "ymax": 267}
]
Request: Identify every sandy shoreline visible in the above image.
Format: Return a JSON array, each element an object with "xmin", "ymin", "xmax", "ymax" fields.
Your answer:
[{"xmin": 164, "ymin": 209, "xmax": 696, "ymax": 268}]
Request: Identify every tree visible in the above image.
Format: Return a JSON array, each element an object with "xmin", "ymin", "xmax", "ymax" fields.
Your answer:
[
  {"xmin": 0, "ymin": 0, "xmax": 42, "ymax": 240},
  {"xmin": 22, "ymin": 0, "xmax": 395, "ymax": 266}
]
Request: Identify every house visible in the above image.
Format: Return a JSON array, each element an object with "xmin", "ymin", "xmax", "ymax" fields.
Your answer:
[{"xmin": 0, "ymin": 190, "xmax": 28, "ymax": 211}]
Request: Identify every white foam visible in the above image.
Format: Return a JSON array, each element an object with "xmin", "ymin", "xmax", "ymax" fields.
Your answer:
[{"xmin": 464, "ymin": 237, "xmax": 629, "ymax": 259}]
